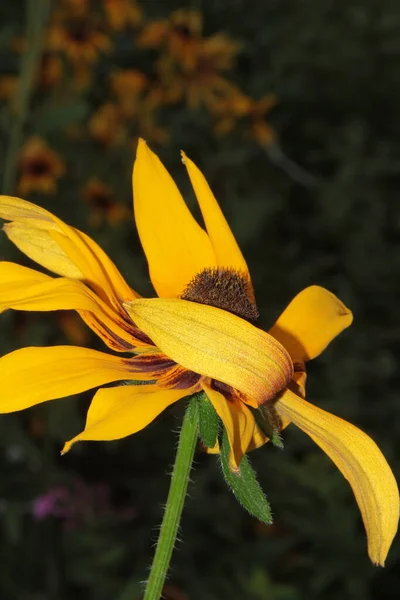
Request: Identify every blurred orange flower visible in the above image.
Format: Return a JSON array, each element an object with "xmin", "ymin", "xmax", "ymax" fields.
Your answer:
[
  {"xmin": 47, "ymin": 5, "xmax": 111, "ymax": 88},
  {"xmin": 110, "ymin": 69, "xmax": 148, "ymax": 118},
  {"xmin": 17, "ymin": 137, "xmax": 65, "ymax": 196},
  {"xmin": 213, "ymin": 92, "xmax": 278, "ymax": 146},
  {"xmin": 0, "ymin": 75, "xmax": 18, "ymax": 101},
  {"xmin": 138, "ymin": 9, "xmax": 202, "ymax": 49},
  {"xmin": 140, "ymin": 9, "xmax": 240, "ymax": 110},
  {"xmin": 104, "ymin": 0, "xmax": 142, "ymax": 30},
  {"xmin": 82, "ymin": 178, "xmax": 130, "ymax": 227},
  {"xmin": 39, "ymin": 53, "xmax": 64, "ymax": 89},
  {"xmin": 88, "ymin": 103, "xmax": 127, "ymax": 146}
]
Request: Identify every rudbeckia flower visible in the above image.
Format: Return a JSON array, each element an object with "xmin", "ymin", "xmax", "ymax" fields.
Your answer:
[{"xmin": 0, "ymin": 140, "xmax": 398, "ymax": 565}]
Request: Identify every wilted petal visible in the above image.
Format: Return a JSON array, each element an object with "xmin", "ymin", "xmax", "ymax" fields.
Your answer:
[
  {"xmin": 62, "ymin": 384, "xmax": 188, "ymax": 453},
  {"xmin": 0, "ymin": 346, "xmax": 145, "ymax": 412},
  {"xmin": 276, "ymin": 389, "xmax": 399, "ymax": 566},
  {"xmin": 0, "ymin": 195, "xmax": 137, "ymax": 308},
  {"xmin": 125, "ymin": 297, "xmax": 293, "ymax": 406},
  {"xmin": 202, "ymin": 380, "xmax": 255, "ymax": 471},
  {"xmin": 182, "ymin": 152, "xmax": 251, "ymax": 280},
  {"xmin": 269, "ymin": 286, "xmax": 353, "ymax": 362},
  {"xmin": 133, "ymin": 139, "xmax": 216, "ymax": 297}
]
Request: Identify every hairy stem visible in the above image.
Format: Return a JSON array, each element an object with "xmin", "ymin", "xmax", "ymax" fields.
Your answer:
[{"xmin": 143, "ymin": 397, "xmax": 199, "ymax": 600}]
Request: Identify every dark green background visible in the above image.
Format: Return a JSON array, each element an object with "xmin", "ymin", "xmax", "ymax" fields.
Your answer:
[{"xmin": 0, "ymin": 1, "xmax": 399, "ymax": 599}]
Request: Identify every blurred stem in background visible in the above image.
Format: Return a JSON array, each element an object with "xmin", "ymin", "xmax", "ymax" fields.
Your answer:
[{"xmin": 2, "ymin": 0, "xmax": 50, "ymax": 194}]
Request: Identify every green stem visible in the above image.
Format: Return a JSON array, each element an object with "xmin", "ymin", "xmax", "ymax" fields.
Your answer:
[
  {"xmin": 2, "ymin": 0, "xmax": 50, "ymax": 194},
  {"xmin": 143, "ymin": 397, "xmax": 199, "ymax": 600}
]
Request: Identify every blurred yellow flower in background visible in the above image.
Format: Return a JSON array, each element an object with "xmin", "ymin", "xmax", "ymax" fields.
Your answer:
[
  {"xmin": 17, "ymin": 136, "xmax": 65, "ymax": 195},
  {"xmin": 213, "ymin": 92, "xmax": 278, "ymax": 146},
  {"xmin": 0, "ymin": 140, "xmax": 397, "ymax": 566},
  {"xmin": 139, "ymin": 8, "xmax": 240, "ymax": 110},
  {"xmin": 104, "ymin": 0, "xmax": 142, "ymax": 30},
  {"xmin": 82, "ymin": 178, "xmax": 130, "ymax": 227}
]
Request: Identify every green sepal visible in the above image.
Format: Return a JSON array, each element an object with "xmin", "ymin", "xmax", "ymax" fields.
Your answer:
[
  {"xmin": 220, "ymin": 430, "xmax": 272, "ymax": 524},
  {"xmin": 253, "ymin": 404, "xmax": 284, "ymax": 449},
  {"xmin": 195, "ymin": 390, "xmax": 219, "ymax": 448}
]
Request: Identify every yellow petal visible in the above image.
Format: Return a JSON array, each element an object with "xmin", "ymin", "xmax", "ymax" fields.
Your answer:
[
  {"xmin": 202, "ymin": 380, "xmax": 255, "ymax": 470},
  {"xmin": 0, "ymin": 262, "xmax": 139, "ymax": 351},
  {"xmin": 0, "ymin": 195, "xmax": 137, "ymax": 308},
  {"xmin": 182, "ymin": 152, "xmax": 250, "ymax": 278},
  {"xmin": 133, "ymin": 139, "xmax": 216, "ymax": 297},
  {"xmin": 269, "ymin": 286, "xmax": 353, "ymax": 362},
  {"xmin": 4, "ymin": 222, "xmax": 83, "ymax": 278},
  {"xmin": 276, "ymin": 390, "xmax": 399, "ymax": 566},
  {"xmin": 0, "ymin": 346, "xmax": 145, "ymax": 412},
  {"xmin": 125, "ymin": 297, "xmax": 293, "ymax": 406},
  {"xmin": 62, "ymin": 385, "xmax": 187, "ymax": 453}
]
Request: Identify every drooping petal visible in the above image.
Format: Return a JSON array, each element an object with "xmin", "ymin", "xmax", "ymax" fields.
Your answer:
[
  {"xmin": 182, "ymin": 152, "xmax": 250, "ymax": 279},
  {"xmin": 269, "ymin": 286, "xmax": 353, "ymax": 362},
  {"xmin": 133, "ymin": 139, "xmax": 216, "ymax": 297},
  {"xmin": 62, "ymin": 384, "xmax": 189, "ymax": 453},
  {"xmin": 125, "ymin": 297, "xmax": 293, "ymax": 406},
  {"xmin": 276, "ymin": 390, "xmax": 399, "ymax": 566},
  {"xmin": 0, "ymin": 346, "xmax": 154, "ymax": 413},
  {"xmin": 202, "ymin": 380, "xmax": 255, "ymax": 471},
  {"xmin": 4, "ymin": 222, "xmax": 83, "ymax": 279},
  {"xmin": 0, "ymin": 262, "xmax": 141, "ymax": 351},
  {"xmin": 0, "ymin": 196, "xmax": 137, "ymax": 308}
]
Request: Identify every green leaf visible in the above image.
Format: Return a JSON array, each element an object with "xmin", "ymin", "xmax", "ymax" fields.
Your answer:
[
  {"xmin": 33, "ymin": 100, "xmax": 90, "ymax": 133},
  {"xmin": 220, "ymin": 429, "xmax": 272, "ymax": 524},
  {"xmin": 196, "ymin": 390, "xmax": 219, "ymax": 448}
]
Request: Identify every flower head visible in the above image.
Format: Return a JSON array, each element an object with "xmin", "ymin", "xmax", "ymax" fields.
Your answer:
[
  {"xmin": 17, "ymin": 136, "xmax": 65, "ymax": 195},
  {"xmin": 0, "ymin": 141, "xmax": 398, "ymax": 565}
]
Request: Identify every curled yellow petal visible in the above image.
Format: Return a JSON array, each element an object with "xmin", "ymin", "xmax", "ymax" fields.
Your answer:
[
  {"xmin": 0, "ymin": 195, "xmax": 137, "ymax": 307},
  {"xmin": 276, "ymin": 390, "xmax": 399, "ymax": 566},
  {"xmin": 62, "ymin": 385, "xmax": 187, "ymax": 453},
  {"xmin": 202, "ymin": 380, "xmax": 255, "ymax": 470},
  {"xmin": 182, "ymin": 152, "xmax": 250, "ymax": 278},
  {"xmin": 4, "ymin": 222, "xmax": 83, "ymax": 279},
  {"xmin": 0, "ymin": 346, "xmax": 141, "ymax": 412},
  {"xmin": 133, "ymin": 139, "xmax": 216, "ymax": 297},
  {"xmin": 269, "ymin": 286, "xmax": 353, "ymax": 362},
  {"xmin": 125, "ymin": 297, "xmax": 293, "ymax": 406}
]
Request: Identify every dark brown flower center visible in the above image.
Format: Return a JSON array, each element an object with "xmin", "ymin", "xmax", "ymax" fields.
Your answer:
[
  {"xmin": 26, "ymin": 159, "xmax": 51, "ymax": 176},
  {"xmin": 180, "ymin": 267, "xmax": 259, "ymax": 323}
]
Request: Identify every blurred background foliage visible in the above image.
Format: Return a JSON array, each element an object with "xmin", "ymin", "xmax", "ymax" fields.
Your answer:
[{"xmin": 0, "ymin": 0, "xmax": 399, "ymax": 599}]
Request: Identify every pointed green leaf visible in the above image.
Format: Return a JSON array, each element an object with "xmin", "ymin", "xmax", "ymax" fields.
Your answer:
[
  {"xmin": 196, "ymin": 390, "xmax": 219, "ymax": 448},
  {"xmin": 220, "ymin": 430, "xmax": 272, "ymax": 524}
]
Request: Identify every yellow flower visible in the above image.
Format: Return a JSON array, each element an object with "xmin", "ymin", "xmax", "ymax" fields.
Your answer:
[
  {"xmin": 17, "ymin": 137, "xmax": 65, "ymax": 196},
  {"xmin": 0, "ymin": 141, "xmax": 398, "ymax": 565}
]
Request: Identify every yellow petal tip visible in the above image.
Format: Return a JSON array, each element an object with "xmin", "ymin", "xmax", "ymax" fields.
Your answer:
[
  {"xmin": 60, "ymin": 441, "xmax": 73, "ymax": 455},
  {"xmin": 180, "ymin": 150, "xmax": 187, "ymax": 164}
]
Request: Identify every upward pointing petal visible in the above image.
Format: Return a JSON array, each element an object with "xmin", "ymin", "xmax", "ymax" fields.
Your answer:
[
  {"xmin": 133, "ymin": 140, "xmax": 216, "ymax": 297},
  {"xmin": 182, "ymin": 152, "xmax": 251, "ymax": 280},
  {"xmin": 276, "ymin": 390, "xmax": 399, "ymax": 566}
]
